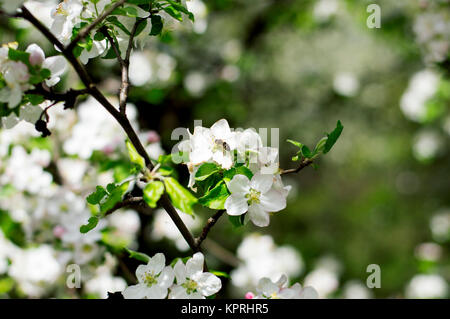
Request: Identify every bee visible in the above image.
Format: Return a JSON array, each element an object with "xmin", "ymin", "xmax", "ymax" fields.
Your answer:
[{"xmin": 215, "ymin": 139, "xmax": 231, "ymax": 152}]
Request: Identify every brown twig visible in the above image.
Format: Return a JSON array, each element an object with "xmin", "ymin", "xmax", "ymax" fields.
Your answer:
[
  {"xmin": 195, "ymin": 210, "xmax": 225, "ymax": 248},
  {"xmin": 103, "ymin": 196, "xmax": 144, "ymax": 216},
  {"xmin": 280, "ymin": 158, "xmax": 314, "ymax": 175}
]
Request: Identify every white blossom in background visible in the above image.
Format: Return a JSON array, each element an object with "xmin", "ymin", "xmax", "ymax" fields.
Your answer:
[
  {"xmin": 63, "ymin": 97, "xmax": 137, "ymax": 159},
  {"xmin": 304, "ymin": 256, "xmax": 341, "ymax": 298},
  {"xmin": 414, "ymin": 242, "xmax": 443, "ymax": 262},
  {"xmin": 400, "ymin": 69, "xmax": 440, "ymax": 122},
  {"xmin": 412, "ymin": 129, "xmax": 443, "ymax": 161},
  {"xmin": 405, "ymin": 274, "xmax": 448, "ymax": 299},
  {"xmin": 251, "ymin": 275, "xmax": 318, "ymax": 299},
  {"xmin": 313, "ymin": 0, "xmax": 339, "ymax": 22},
  {"xmin": 0, "ymin": 146, "xmax": 52, "ymax": 194},
  {"xmin": 231, "ymin": 234, "xmax": 303, "ymax": 292},
  {"xmin": 122, "ymin": 253, "xmax": 175, "ymax": 299},
  {"xmin": 107, "ymin": 209, "xmax": 141, "ymax": 246},
  {"xmin": 0, "ymin": 0, "xmax": 25, "ymax": 14},
  {"xmin": 413, "ymin": 8, "xmax": 450, "ymax": 64},
  {"xmin": 186, "ymin": 0, "xmax": 208, "ymax": 34},
  {"xmin": 8, "ymin": 245, "xmax": 65, "ymax": 297},
  {"xmin": 342, "ymin": 280, "xmax": 373, "ymax": 299},
  {"xmin": 333, "ymin": 72, "xmax": 360, "ymax": 97},
  {"xmin": 151, "ymin": 208, "xmax": 201, "ymax": 251},
  {"xmin": 430, "ymin": 209, "xmax": 450, "ymax": 242},
  {"xmin": 169, "ymin": 252, "xmax": 222, "ymax": 299}
]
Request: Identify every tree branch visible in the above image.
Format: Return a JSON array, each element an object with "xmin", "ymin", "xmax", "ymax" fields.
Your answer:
[
  {"xmin": 280, "ymin": 158, "xmax": 314, "ymax": 175},
  {"xmin": 195, "ymin": 210, "xmax": 225, "ymax": 248},
  {"xmin": 103, "ymin": 196, "xmax": 144, "ymax": 216},
  {"xmin": 66, "ymin": 0, "xmax": 127, "ymax": 53}
]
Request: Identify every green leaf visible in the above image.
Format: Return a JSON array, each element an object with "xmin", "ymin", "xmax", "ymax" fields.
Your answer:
[
  {"xmin": 323, "ymin": 120, "xmax": 344, "ymax": 154},
  {"xmin": 287, "ymin": 139, "xmax": 303, "ymax": 149},
  {"xmin": 143, "ymin": 181, "xmax": 165, "ymax": 208},
  {"xmin": 163, "ymin": 177, "xmax": 197, "ymax": 215},
  {"xmin": 209, "ymin": 270, "xmax": 230, "ymax": 278},
  {"xmin": 314, "ymin": 136, "xmax": 328, "ymax": 154},
  {"xmin": 228, "ymin": 215, "xmax": 245, "ymax": 228},
  {"xmin": 125, "ymin": 248, "xmax": 150, "ymax": 263},
  {"xmin": 162, "ymin": 5, "xmax": 182, "ymax": 21},
  {"xmin": 0, "ymin": 278, "xmax": 14, "ymax": 294},
  {"xmin": 80, "ymin": 216, "xmax": 99, "ymax": 233},
  {"xmin": 198, "ymin": 181, "xmax": 229, "ymax": 210},
  {"xmin": 100, "ymin": 182, "xmax": 129, "ymax": 213},
  {"xmin": 25, "ymin": 94, "xmax": 45, "ymax": 106},
  {"xmin": 106, "ymin": 16, "xmax": 131, "ymax": 35},
  {"xmin": 301, "ymin": 145, "xmax": 314, "ymax": 158},
  {"xmin": 195, "ymin": 163, "xmax": 221, "ymax": 182},
  {"xmin": 223, "ymin": 165, "xmax": 253, "ymax": 182},
  {"xmin": 86, "ymin": 186, "xmax": 107, "ymax": 205},
  {"xmin": 126, "ymin": 139, "xmax": 145, "ymax": 169},
  {"xmin": 8, "ymin": 49, "xmax": 30, "ymax": 66},
  {"xmin": 134, "ymin": 19, "xmax": 148, "ymax": 36},
  {"xmin": 150, "ymin": 15, "xmax": 163, "ymax": 36},
  {"xmin": 165, "ymin": 0, "xmax": 194, "ymax": 21}
]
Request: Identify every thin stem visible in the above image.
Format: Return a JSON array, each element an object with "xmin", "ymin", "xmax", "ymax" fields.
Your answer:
[
  {"xmin": 66, "ymin": 0, "xmax": 127, "ymax": 53},
  {"xmin": 280, "ymin": 158, "xmax": 314, "ymax": 175},
  {"xmin": 195, "ymin": 210, "xmax": 225, "ymax": 248}
]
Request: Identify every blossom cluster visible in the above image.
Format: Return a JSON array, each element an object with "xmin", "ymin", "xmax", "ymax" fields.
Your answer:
[
  {"xmin": 246, "ymin": 275, "xmax": 318, "ymax": 299},
  {"xmin": 0, "ymin": 97, "xmax": 164, "ymax": 298},
  {"xmin": 122, "ymin": 252, "xmax": 222, "ymax": 299},
  {"xmin": 179, "ymin": 119, "xmax": 291, "ymax": 227},
  {"xmin": 413, "ymin": 1, "xmax": 450, "ymax": 64},
  {"xmin": 0, "ymin": 42, "xmax": 66, "ymax": 128}
]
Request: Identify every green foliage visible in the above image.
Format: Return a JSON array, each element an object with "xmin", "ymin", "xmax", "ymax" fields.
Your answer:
[
  {"xmin": 125, "ymin": 248, "xmax": 150, "ymax": 263},
  {"xmin": 228, "ymin": 215, "xmax": 245, "ymax": 228},
  {"xmin": 126, "ymin": 139, "xmax": 145, "ymax": 170},
  {"xmin": 288, "ymin": 120, "xmax": 344, "ymax": 160},
  {"xmin": 150, "ymin": 15, "xmax": 163, "ymax": 36},
  {"xmin": 163, "ymin": 177, "xmax": 197, "ymax": 215},
  {"xmin": 0, "ymin": 209, "xmax": 26, "ymax": 246},
  {"xmin": 198, "ymin": 181, "xmax": 229, "ymax": 210},
  {"xmin": 80, "ymin": 216, "xmax": 99, "ymax": 233},
  {"xmin": 195, "ymin": 162, "xmax": 221, "ymax": 182},
  {"xmin": 143, "ymin": 180, "xmax": 165, "ymax": 208}
]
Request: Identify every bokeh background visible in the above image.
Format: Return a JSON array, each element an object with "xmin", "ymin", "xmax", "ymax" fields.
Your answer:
[{"xmin": 0, "ymin": 0, "xmax": 449, "ymax": 298}]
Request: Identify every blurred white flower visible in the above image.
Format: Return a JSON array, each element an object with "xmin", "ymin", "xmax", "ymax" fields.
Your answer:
[
  {"xmin": 252, "ymin": 275, "xmax": 318, "ymax": 299},
  {"xmin": 314, "ymin": 0, "xmax": 339, "ymax": 22},
  {"xmin": 405, "ymin": 274, "xmax": 448, "ymax": 299},
  {"xmin": 231, "ymin": 234, "xmax": 303, "ymax": 291},
  {"xmin": 430, "ymin": 209, "xmax": 450, "ymax": 242},
  {"xmin": 412, "ymin": 130, "xmax": 443, "ymax": 161},
  {"xmin": 151, "ymin": 208, "xmax": 201, "ymax": 251},
  {"xmin": 333, "ymin": 72, "xmax": 360, "ymax": 97},
  {"xmin": 304, "ymin": 256, "xmax": 341, "ymax": 298},
  {"xmin": 400, "ymin": 69, "xmax": 439, "ymax": 122},
  {"xmin": 8, "ymin": 245, "xmax": 64, "ymax": 297},
  {"xmin": 342, "ymin": 280, "xmax": 373, "ymax": 299},
  {"xmin": 85, "ymin": 272, "xmax": 127, "ymax": 299}
]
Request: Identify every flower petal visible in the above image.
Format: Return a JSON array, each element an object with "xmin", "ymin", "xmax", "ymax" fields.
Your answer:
[
  {"xmin": 196, "ymin": 272, "xmax": 222, "ymax": 296},
  {"xmin": 256, "ymin": 278, "xmax": 279, "ymax": 297},
  {"xmin": 173, "ymin": 259, "xmax": 187, "ymax": 284},
  {"xmin": 227, "ymin": 174, "xmax": 250, "ymax": 194},
  {"xmin": 248, "ymin": 204, "xmax": 270, "ymax": 227},
  {"xmin": 158, "ymin": 266, "xmax": 175, "ymax": 289},
  {"xmin": 210, "ymin": 119, "xmax": 231, "ymax": 138},
  {"xmin": 186, "ymin": 252, "xmax": 204, "ymax": 278},
  {"xmin": 250, "ymin": 173, "xmax": 273, "ymax": 193},
  {"xmin": 299, "ymin": 286, "xmax": 319, "ymax": 299},
  {"xmin": 145, "ymin": 285, "xmax": 168, "ymax": 299},
  {"xmin": 259, "ymin": 189, "xmax": 287, "ymax": 213},
  {"xmin": 148, "ymin": 253, "xmax": 165, "ymax": 274},
  {"xmin": 224, "ymin": 195, "xmax": 248, "ymax": 216},
  {"xmin": 122, "ymin": 283, "xmax": 147, "ymax": 299},
  {"xmin": 168, "ymin": 285, "xmax": 189, "ymax": 299}
]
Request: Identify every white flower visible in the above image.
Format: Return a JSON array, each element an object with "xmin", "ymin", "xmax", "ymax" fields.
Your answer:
[
  {"xmin": 26, "ymin": 43, "xmax": 67, "ymax": 86},
  {"xmin": 253, "ymin": 275, "xmax": 318, "ymax": 299},
  {"xmin": 151, "ymin": 208, "xmax": 201, "ymax": 251},
  {"xmin": 50, "ymin": 0, "xmax": 83, "ymax": 45},
  {"xmin": 224, "ymin": 173, "xmax": 287, "ymax": 227},
  {"xmin": 169, "ymin": 252, "xmax": 221, "ymax": 299},
  {"xmin": 122, "ymin": 253, "xmax": 175, "ymax": 299},
  {"xmin": 186, "ymin": 119, "xmax": 237, "ymax": 169},
  {"xmin": 85, "ymin": 272, "xmax": 127, "ymax": 299},
  {"xmin": 405, "ymin": 274, "xmax": 448, "ymax": 299}
]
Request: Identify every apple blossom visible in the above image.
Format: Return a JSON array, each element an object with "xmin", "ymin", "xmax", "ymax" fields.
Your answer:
[
  {"xmin": 253, "ymin": 275, "xmax": 318, "ymax": 299},
  {"xmin": 122, "ymin": 253, "xmax": 175, "ymax": 299},
  {"xmin": 169, "ymin": 252, "xmax": 222, "ymax": 299},
  {"xmin": 224, "ymin": 173, "xmax": 288, "ymax": 227}
]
